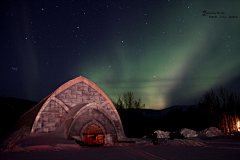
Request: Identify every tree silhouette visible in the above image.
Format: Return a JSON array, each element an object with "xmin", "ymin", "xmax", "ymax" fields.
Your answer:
[
  {"xmin": 116, "ymin": 92, "xmax": 145, "ymax": 109},
  {"xmin": 198, "ymin": 87, "xmax": 240, "ymax": 134}
]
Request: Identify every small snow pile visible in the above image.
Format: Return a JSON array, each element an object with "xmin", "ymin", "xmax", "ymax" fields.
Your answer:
[
  {"xmin": 154, "ymin": 130, "xmax": 170, "ymax": 138},
  {"xmin": 160, "ymin": 139, "xmax": 205, "ymax": 146},
  {"xmin": 199, "ymin": 127, "xmax": 225, "ymax": 138},
  {"xmin": 181, "ymin": 128, "xmax": 198, "ymax": 138}
]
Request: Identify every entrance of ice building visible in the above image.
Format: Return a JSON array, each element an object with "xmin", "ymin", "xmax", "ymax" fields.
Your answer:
[{"xmin": 83, "ymin": 124, "xmax": 104, "ymax": 146}]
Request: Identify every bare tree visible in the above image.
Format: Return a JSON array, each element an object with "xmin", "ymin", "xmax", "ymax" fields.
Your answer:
[
  {"xmin": 116, "ymin": 94, "xmax": 124, "ymax": 109},
  {"xmin": 134, "ymin": 98, "xmax": 145, "ymax": 109},
  {"xmin": 198, "ymin": 89, "xmax": 221, "ymax": 128},
  {"xmin": 116, "ymin": 92, "xmax": 145, "ymax": 109}
]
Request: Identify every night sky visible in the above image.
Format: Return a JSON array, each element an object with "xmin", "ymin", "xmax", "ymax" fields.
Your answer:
[{"xmin": 1, "ymin": 0, "xmax": 240, "ymax": 110}]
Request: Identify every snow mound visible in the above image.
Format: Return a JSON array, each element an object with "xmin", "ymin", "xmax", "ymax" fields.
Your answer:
[
  {"xmin": 181, "ymin": 128, "xmax": 198, "ymax": 138},
  {"xmin": 160, "ymin": 139, "xmax": 205, "ymax": 146},
  {"xmin": 199, "ymin": 127, "xmax": 225, "ymax": 138},
  {"xmin": 154, "ymin": 130, "xmax": 170, "ymax": 138}
]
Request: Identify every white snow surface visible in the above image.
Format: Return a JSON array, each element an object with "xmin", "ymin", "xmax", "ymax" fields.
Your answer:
[
  {"xmin": 181, "ymin": 128, "xmax": 198, "ymax": 138},
  {"xmin": 154, "ymin": 130, "xmax": 170, "ymax": 138},
  {"xmin": 199, "ymin": 127, "xmax": 225, "ymax": 137}
]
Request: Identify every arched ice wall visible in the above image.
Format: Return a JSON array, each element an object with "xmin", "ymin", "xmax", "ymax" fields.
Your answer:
[{"xmin": 31, "ymin": 76, "xmax": 126, "ymax": 142}]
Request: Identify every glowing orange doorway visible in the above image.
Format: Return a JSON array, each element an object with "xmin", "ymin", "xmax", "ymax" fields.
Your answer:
[{"xmin": 83, "ymin": 124, "xmax": 104, "ymax": 146}]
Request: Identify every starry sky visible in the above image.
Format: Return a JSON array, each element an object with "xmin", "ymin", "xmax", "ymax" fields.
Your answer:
[{"xmin": 1, "ymin": 0, "xmax": 240, "ymax": 110}]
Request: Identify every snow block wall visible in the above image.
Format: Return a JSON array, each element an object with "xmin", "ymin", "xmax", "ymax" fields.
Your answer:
[
  {"xmin": 35, "ymin": 100, "xmax": 67, "ymax": 133},
  {"xmin": 56, "ymin": 82, "xmax": 107, "ymax": 108}
]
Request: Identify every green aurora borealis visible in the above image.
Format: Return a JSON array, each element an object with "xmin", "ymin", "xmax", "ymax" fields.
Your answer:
[{"xmin": 1, "ymin": 0, "xmax": 240, "ymax": 109}]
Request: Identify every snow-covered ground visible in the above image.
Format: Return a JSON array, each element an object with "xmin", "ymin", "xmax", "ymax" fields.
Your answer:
[
  {"xmin": 2, "ymin": 127, "xmax": 226, "ymax": 152},
  {"xmin": 160, "ymin": 138, "xmax": 205, "ymax": 146},
  {"xmin": 1, "ymin": 129, "xmax": 239, "ymax": 160},
  {"xmin": 1, "ymin": 136, "xmax": 240, "ymax": 160},
  {"xmin": 4, "ymin": 144, "xmax": 82, "ymax": 152}
]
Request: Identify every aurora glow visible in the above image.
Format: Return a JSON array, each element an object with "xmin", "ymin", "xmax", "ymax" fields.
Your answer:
[{"xmin": 1, "ymin": 0, "xmax": 240, "ymax": 109}]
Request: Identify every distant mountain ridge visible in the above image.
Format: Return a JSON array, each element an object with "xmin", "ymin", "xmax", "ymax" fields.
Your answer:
[{"xmin": 141, "ymin": 105, "xmax": 198, "ymax": 118}]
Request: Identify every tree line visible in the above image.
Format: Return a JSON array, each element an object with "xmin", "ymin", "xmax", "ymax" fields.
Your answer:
[
  {"xmin": 157, "ymin": 87, "xmax": 240, "ymax": 134},
  {"xmin": 115, "ymin": 88, "xmax": 240, "ymax": 136}
]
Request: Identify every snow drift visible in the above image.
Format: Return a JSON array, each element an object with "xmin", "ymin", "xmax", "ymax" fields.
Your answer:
[
  {"xmin": 181, "ymin": 128, "xmax": 198, "ymax": 138},
  {"xmin": 199, "ymin": 127, "xmax": 225, "ymax": 138},
  {"xmin": 154, "ymin": 130, "xmax": 170, "ymax": 138}
]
